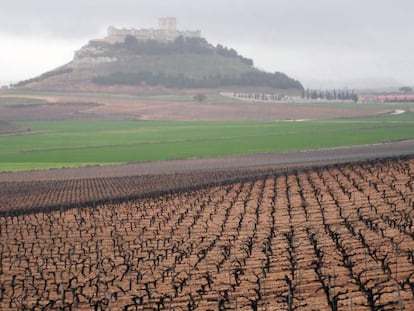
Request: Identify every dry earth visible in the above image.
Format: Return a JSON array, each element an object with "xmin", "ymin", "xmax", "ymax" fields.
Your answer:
[
  {"xmin": 0, "ymin": 141, "xmax": 413, "ymax": 216},
  {"xmin": 1, "ymin": 139, "xmax": 413, "ymax": 182},
  {"xmin": 0, "ymin": 92, "xmax": 413, "ymax": 309},
  {"xmin": 1, "ymin": 157, "xmax": 413, "ymax": 309},
  {"xmin": 0, "ymin": 93, "xmax": 388, "ymax": 121}
]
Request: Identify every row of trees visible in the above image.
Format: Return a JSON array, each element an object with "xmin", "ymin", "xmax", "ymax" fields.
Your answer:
[
  {"xmin": 399, "ymin": 86, "xmax": 413, "ymax": 94},
  {"xmin": 302, "ymin": 89, "xmax": 358, "ymax": 102},
  {"xmin": 93, "ymin": 71, "xmax": 303, "ymax": 90},
  {"xmin": 121, "ymin": 35, "xmax": 254, "ymax": 66}
]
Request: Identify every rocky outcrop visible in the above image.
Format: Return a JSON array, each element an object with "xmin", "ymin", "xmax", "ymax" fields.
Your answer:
[{"xmin": 72, "ymin": 43, "xmax": 118, "ymax": 68}]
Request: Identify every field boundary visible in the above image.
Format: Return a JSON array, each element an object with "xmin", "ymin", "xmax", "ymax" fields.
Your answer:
[
  {"xmin": 2, "ymin": 138, "xmax": 414, "ymax": 181},
  {"xmin": 1, "ymin": 154, "xmax": 413, "ymax": 217}
]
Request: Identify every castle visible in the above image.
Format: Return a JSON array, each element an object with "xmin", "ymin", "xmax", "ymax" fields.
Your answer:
[
  {"xmin": 103, "ymin": 17, "xmax": 201, "ymax": 43},
  {"xmin": 72, "ymin": 18, "xmax": 201, "ymax": 67}
]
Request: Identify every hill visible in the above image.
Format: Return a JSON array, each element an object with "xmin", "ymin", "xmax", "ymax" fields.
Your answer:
[{"xmin": 16, "ymin": 32, "xmax": 303, "ymax": 92}]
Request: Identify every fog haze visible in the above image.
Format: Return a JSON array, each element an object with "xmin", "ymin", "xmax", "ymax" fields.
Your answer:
[{"xmin": 1, "ymin": 0, "xmax": 413, "ymax": 88}]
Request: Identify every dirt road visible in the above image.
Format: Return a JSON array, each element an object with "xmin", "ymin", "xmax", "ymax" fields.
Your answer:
[{"xmin": 1, "ymin": 139, "xmax": 413, "ymax": 182}]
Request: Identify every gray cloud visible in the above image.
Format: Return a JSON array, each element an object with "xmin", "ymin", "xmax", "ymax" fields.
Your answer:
[{"xmin": 1, "ymin": 0, "xmax": 414, "ymax": 87}]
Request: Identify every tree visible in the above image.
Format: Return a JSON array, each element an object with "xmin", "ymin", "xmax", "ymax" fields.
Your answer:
[
  {"xmin": 124, "ymin": 35, "xmax": 138, "ymax": 51},
  {"xmin": 193, "ymin": 93, "xmax": 207, "ymax": 102},
  {"xmin": 399, "ymin": 86, "xmax": 413, "ymax": 94}
]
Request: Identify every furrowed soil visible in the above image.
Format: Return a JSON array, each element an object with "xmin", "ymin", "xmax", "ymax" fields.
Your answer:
[
  {"xmin": 0, "ymin": 91, "xmax": 413, "ymax": 309},
  {"xmin": 0, "ymin": 93, "xmax": 387, "ymax": 121},
  {"xmin": 0, "ymin": 157, "xmax": 413, "ymax": 310}
]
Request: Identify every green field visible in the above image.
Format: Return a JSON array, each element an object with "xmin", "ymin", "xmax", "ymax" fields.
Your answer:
[
  {"xmin": 0, "ymin": 97, "xmax": 47, "ymax": 106},
  {"xmin": 0, "ymin": 112, "xmax": 414, "ymax": 171}
]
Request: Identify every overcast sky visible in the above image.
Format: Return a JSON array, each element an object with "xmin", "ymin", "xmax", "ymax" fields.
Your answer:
[{"xmin": 1, "ymin": 0, "xmax": 413, "ymax": 88}]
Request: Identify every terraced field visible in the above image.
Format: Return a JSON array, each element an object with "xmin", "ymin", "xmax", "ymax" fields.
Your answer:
[{"xmin": 0, "ymin": 157, "xmax": 413, "ymax": 310}]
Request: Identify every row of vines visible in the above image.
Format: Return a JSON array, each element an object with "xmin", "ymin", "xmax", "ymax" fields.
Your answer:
[
  {"xmin": 0, "ymin": 157, "xmax": 413, "ymax": 309},
  {"xmin": 0, "ymin": 167, "xmax": 286, "ymax": 216}
]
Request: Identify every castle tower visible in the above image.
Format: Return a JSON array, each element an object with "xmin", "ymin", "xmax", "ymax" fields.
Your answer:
[{"xmin": 158, "ymin": 17, "xmax": 177, "ymax": 32}]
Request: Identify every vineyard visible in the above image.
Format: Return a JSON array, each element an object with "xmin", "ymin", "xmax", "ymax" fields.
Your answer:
[
  {"xmin": 0, "ymin": 168, "xmax": 290, "ymax": 216},
  {"xmin": 0, "ymin": 157, "xmax": 414, "ymax": 310}
]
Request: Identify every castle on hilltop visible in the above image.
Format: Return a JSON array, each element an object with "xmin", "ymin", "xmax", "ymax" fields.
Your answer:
[
  {"xmin": 103, "ymin": 17, "xmax": 201, "ymax": 43},
  {"xmin": 72, "ymin": 18, "xmax": 201, "ymax": 67}
]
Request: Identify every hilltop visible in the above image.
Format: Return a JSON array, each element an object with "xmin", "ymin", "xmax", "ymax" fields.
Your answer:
[{"xmin": 16, "ymin": 19, "xmax": 303, "ymax": 92}]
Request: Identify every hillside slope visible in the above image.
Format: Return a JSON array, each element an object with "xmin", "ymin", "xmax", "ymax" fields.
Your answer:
[{"xmin": 17, "ymin": 36, "xmax": 303, "ymax": 91}]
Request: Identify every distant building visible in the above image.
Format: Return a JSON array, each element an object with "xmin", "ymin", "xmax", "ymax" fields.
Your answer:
[
  {"xmin": 359, "ymin": 93, "xmax": 414, "ymax": 103},
  {"xmin": 158, "ymin": 17, "xmax": 177, "ymax": 32},
  {"xmin": 104, "ymin": 17, "xmax": 201, "ymax": 44},
  {"xmin": 72, "ymin": 18, "xmax": 202, "ymax": 67}
]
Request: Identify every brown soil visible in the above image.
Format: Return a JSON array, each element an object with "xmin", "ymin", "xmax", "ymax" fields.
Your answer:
[
  {"xmin": 0, "ymin": 93, "xmax": 387, "ymax": 121},
  {"xmin": 1, "ymin": 140, "xmax": 413, "ymax": 216},
  {"xmin": 1, "ymin": 158, "xmax": 413, "ymax": 309},
  {"xmin": 0, "ymin": 102, "xmax": 103, "ymax": 121},
  {"xmin": 2, "ymin": 139, "xmax": 413, "ymax": 182},
  {"xmin": 89, "ymin": 100, "xmax": 387, "ymax": 121},
  {"xmin": 1, "ymin": 90, "xmax": 412, "ymax": 309}
]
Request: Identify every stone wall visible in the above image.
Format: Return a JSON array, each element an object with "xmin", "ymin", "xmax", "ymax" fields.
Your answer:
[
  {"xmin": 105, "ymin": 26, "xmax": 201, "ymax": 43},
  {"xmin": 104, "ymin": 18, "xmax": 200, "ymax": 44}
]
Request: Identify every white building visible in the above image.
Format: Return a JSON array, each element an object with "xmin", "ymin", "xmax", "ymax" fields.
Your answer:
[{"xmin": 104, "ymin": 18, "xmax": 201, "ymax": 43}]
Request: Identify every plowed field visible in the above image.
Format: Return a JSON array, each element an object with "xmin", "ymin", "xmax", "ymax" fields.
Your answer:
[{"xmin": 1, "ymin": 157, "xmax": 413, "ymax": 310}]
